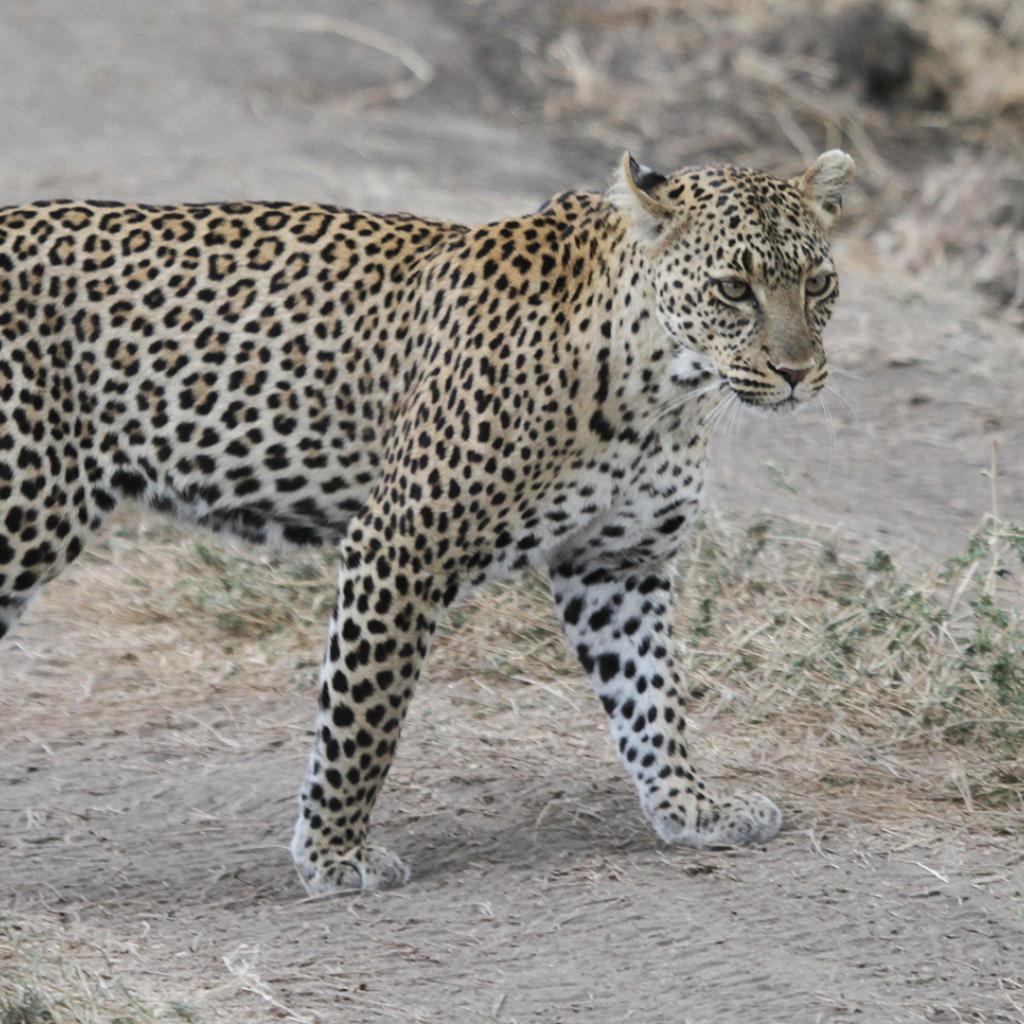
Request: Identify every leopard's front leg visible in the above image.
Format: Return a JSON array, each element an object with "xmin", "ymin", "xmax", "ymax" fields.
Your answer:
[
  {"xmin": 550, "ymin": 561, "xmax": 781, "ymax": 849},
  {"xmin": 291, "ymin": 518, "xmax": 438, "ymax": 893}
]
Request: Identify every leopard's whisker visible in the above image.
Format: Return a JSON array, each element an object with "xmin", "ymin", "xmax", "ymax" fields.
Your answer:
[
  {"xmin": 659, "ymin": 379, "xmax": 724, "ymax": 415},
  {"xmin": 717, "ymin": 390, "xmax": 739, "ymax": 456},
  {"xmin": 704, "ymin": 391, "xmax": 735, "ymax": 435},
  {"xmin": 727, "ymin": 390, "xmax": 744, "ymax": 454},
  {"xmin": 823, "ymin": 382, "xmax": 856, "ymax": 417},
  {"xmin": 645, "ymin": 379, "xmax": 725, "ymax": 431},
  {"xmin": 818, "ymin": 391, "xmax": 837, "ymax": 479}
]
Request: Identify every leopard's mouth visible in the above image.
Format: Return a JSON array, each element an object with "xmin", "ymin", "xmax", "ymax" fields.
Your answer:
[{"xmin": 724, "ymin": 381, "xmax": 803, "ymax": 412}]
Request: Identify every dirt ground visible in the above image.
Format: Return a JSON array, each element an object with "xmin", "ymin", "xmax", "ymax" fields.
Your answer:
[{"xmin": 2, "ymin": 2, "xmax": 1023, "ymax": 1022}]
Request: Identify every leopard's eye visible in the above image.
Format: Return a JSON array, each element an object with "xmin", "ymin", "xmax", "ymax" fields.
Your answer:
[
  {"xmin": 805, "ymin": 273, "xmax": 834, "ymax": 298},
  {"xmin": 715, "ymin": 278, "xmax": 753, "ymax": 303}
]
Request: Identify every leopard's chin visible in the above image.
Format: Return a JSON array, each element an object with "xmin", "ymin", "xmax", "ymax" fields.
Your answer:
[
  {"xmin": 732, "ymin": 392, "xmax": 806, "ymax": 414},
  {"xmin": 765, "ymin": 396, "xmax": 800, "ymax": 412}
]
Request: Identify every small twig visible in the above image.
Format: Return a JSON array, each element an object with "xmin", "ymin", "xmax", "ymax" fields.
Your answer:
[
  {"xmin": 984, "ymin": 440, "xmax": 1001, "ymax": 599},
  {"xmin": 910, "ymin": 860, "xmax": 950, "ymax": 885}
]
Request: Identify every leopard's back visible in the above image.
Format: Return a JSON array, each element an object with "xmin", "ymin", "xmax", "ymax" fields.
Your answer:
[{"xmin": 0, "ymin": 199, "xmax": 465, "ymax": 561}]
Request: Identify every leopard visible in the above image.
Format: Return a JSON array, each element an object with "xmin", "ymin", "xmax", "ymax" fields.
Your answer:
[{"xmin": 0, "ymin": 149, "xmax": 854, "ymax": 892}]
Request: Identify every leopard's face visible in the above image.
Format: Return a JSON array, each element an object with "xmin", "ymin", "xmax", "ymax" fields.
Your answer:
[
  {"xmin": 613, "ymin": 151, "xmax": 854, "ymax": 411},
  {"xmin": 653, "ymin": 195, "xmax": 838, "ymax": 410}
]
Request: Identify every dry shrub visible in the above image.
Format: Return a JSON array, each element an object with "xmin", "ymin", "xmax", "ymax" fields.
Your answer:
[
  {"xmin": 877, "ymin": 155, "xmax": 1024, "ymax": 321},
  {"xmin": 675, "ymin": 514, "xmax": 1024, "ymax": 817},
  {"xmin": 910, "ymin": 0, "xmax": 1024, "ymax": 124}
]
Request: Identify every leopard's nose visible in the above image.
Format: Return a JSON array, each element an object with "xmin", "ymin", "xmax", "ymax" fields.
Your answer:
[{"xmin": 768, "ymin": 361, "xmax": 812, "ymax": 389}]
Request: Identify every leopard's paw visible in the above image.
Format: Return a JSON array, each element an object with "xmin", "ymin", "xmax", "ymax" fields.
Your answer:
[
  {"xmin": 292, "ymin": 841, "xmax": 410, "ymax": 894},
  {"xmin": 649, "ymin": 791, "xmax": 782, "ymax": 849},
  {"xmin": 700, "ymin": 792, "xmax": 782, "ymax": 847}
]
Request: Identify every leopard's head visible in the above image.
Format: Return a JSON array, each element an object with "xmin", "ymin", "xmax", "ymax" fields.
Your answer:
[{"xmin": 611, "ymin": 150, "xmax": 854, "ymax": 410}]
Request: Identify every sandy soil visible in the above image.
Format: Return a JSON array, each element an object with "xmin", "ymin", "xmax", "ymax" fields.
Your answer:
[{"xmin": 1, "ymin": 1, "xmax": 1023, "ymax": 1022}]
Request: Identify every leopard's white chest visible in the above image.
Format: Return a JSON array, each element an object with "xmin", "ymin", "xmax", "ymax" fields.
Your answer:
[{"xmin": 459, "ymin": 424, "xmax": 709, "ymax": 598}]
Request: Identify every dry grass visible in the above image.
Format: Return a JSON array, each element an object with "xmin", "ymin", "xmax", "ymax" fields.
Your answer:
[
  {"xmin": 169, "ymin": 540, "xmax": 337, "ymax": 645},
  {"xmin": 142, "ymin": 507, "xmax": 1024, "ymax": 831},
  {"xmin": 444, "ymin": 514, "xmax": 1024, "ymax": 824},
  {"xmin": 0, "ymin": 917, "xmax": 193, "ymax": 1024}
]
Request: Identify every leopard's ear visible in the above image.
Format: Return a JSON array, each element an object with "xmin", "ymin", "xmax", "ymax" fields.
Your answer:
[
  {"xmin": 792, "ymin": 150, "xmax": 855, "ymax": 231},
  {"xmin": 609, "ymin": 152, "xmax": 671, "ymax": 244}
]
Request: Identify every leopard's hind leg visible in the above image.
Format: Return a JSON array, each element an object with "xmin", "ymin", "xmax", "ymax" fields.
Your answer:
[
  {"xmin": 0, "ymin": 365, "xmax": 109, "ymax": 642},
  {"xmin": 0, "ymin": 479, "xmax": 97, "ymax": 642}
]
